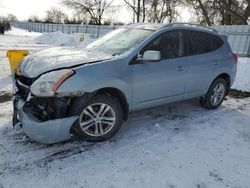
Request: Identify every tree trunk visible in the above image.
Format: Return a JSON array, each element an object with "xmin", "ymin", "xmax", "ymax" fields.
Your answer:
[
  {"xmin": 152, "ymin": 0, "xmax": 157, "ymax": 23},
  {"xmin": 197, "ymin": 0, "xmax": 212, "ymax": 26},
  {"xmin": 242, "ymin": 3, "xmax": 250, "ymax": 21},
  {"xmin": 142, "ymin": 0, "xmax": 146, "ymax": 22},
  {"xmin": 137, "ymin": 0, "xmax": 141, "ymax": 22},
  {"xmin": 220, "ymin": 0, "xmax": 248, "ymax": 24},
  {"xmin": 224, "ymin": 0, "xmax": 232, "ymax": 25}
]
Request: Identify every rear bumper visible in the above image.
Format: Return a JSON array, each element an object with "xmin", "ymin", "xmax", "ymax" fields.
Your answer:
[{"xmin": 16, "ymin": 99, "xmax": 78, "ymax": 144}]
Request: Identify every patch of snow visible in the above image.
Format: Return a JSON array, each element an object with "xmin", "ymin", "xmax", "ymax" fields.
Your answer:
[
  {"xmin": 0, "ymin": 98, "xmax": 250, "ymax": 187},
  {"xmin": 6, "ymin": 27, "xmax": 41, "ymax": 37},
  {"xmin": 79, "ymin": 34, "xmax": 95, "ymax": 47},
  {"xmin": 34, "ymin": 32, "xmax": 77, "ymax": 46},
  {"xmin": 0, "ymin": 28, "xmax": 51, "ymax": 92},
  {"xmin": 0, "ymin": 76, "xmax": 12, "ymax": 92},
  {"xmin": 232, "ymin": 58, "xmax": 250, "ymax": 92}
]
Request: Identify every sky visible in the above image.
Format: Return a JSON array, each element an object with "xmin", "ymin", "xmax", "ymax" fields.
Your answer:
[
  {"xmin": 0, "ymin": 0, "xmax": 67, "ymax": 20},
  {"xmin": 0, "ymin": 0, "xmax": 192, "ymax": 23}
]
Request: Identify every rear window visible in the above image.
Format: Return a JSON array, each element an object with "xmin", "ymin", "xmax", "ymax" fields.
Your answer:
[{"xmin": 184, "ymin": 30, "xmax": 223, "ymax": 56}]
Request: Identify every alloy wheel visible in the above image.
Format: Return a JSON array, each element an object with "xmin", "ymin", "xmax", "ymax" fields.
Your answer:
[
  {"xmin": 79, "ymin": 103, "xmax": 116, "ymax": 137},
  {"xmin": 210, "ymin": 83, "xmax": 225, "ymax": 106}
]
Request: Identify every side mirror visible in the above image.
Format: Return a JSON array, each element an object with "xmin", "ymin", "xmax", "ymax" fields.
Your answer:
[{"xmin": 140, "ymin": 50, "xmax": 161, "ymax": 62}]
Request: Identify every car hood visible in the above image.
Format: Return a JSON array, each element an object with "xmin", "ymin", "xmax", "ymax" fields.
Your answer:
[{"xmin": 20, "ymin": 47, "xmax": 112, "ymax": 78}]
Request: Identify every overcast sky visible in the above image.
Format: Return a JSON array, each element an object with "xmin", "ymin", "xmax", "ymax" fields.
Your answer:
[
  {"xmin": 0, "ymin": 0, "xmax": 70, "ymax": 20},
  {"xmin": 0, "ymin": 0, "xmax": 192, "ymax": 23}
]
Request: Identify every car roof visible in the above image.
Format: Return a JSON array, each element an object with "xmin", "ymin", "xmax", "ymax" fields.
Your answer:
[{"xmin": 125, "ymin": 22, "xmax": 218, "ymax": 34}]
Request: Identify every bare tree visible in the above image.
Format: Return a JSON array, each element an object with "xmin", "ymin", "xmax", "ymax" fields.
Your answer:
[
  {"xmin": 186, "ymin": 0, "xmax": 250, "ymax": 25},
  {"xmin": 185, "ymin": 0, "xmax": 215, "ymax": 25},
  {"xmin": 62, "ymin": 0, "xmax": 114, "ymax": 25},
  {"xmin": 123, "ymin": 0, "xmax": 148, "ymax": 22},
  {"xmin": 147, "ymin": 0, "xmax": 179, "ymax": 23},
  {"xmin": 72, "ymin": 11, "xmax": 89, "ymax": 24},
  {"xmin": 219, "ymin": 0, "xmax": 250, "ymax": 24},
  {"xmin": 44, "ymin": 7, "xmax": 67, "ymax": 23},
  {"xmin": 7, "ymin": 14, "xmax": 18, "ymax": 22},
  {"xmin": 28, "ymin": 15, "xmax": 43, "ymax": 23}
]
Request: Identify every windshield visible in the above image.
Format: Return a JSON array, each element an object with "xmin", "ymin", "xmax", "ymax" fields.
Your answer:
[{"xmin": 86, "ymin": 28, "xmax": 153, "ymax": 56}]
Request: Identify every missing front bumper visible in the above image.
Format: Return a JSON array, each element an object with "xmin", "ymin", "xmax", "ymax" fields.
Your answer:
[{"xmin": 16, "ymin": 100, "xmax": 78, "ymax": 144}]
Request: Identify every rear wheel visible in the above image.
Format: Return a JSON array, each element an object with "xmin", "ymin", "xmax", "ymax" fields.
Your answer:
[
  {"xmin": 69, "ymin": 94, "xmax": 123, "ymax": 141},
  {"xmin": 200, "ymin": 78, "xmax": 227, "ymax": 109}
]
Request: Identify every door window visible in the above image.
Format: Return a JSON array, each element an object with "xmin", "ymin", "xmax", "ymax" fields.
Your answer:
[{"xmin": 142, "ymin": 31, "xmax": 183, "ymax": 60}]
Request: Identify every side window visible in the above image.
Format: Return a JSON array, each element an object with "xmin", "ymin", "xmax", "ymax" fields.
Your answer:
[
  {"xmin": 210, "ymin": 35, "xmax": 224, "ymax": 51},
  {"xmin": 142, "ymin": 31, "xmax": 183, "ymax": 60},
  {"xmin": 185, "ymin": 31, "xmax": 212, "ymax": 56}
]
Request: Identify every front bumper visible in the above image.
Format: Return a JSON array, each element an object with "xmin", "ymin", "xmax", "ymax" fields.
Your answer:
[{"xmin": 15, "ymin": 99, "xmax": 78, "ymax": 144}]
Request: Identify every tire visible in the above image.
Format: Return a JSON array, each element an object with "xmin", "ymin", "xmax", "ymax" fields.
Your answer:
[
  {"xmin": 69, "ymin": 94, "xmax": 123, "ymax": 141},
  {"xmin": 200, "ymin": 78, "xmax": 227, "ymax": 109}
]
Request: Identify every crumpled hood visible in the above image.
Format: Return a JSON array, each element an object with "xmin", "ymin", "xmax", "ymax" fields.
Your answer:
[{"xmin": 20, "ymin": 47, "xmax": 111, "ymax": 78}]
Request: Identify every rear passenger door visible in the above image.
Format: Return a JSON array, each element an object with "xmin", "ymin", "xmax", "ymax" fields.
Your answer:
[{"xmin": 183, "ymin": 30, "xmax": 223, "ymax": 98}]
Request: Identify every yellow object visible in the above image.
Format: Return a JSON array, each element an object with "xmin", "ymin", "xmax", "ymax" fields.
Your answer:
[
  {"xmin": 6, "ymin": 50, "xmax": 29, "ymax": 75},
  {"xmin": 80, "ymin": 35, "xmax": 84, "ymax": 42}
]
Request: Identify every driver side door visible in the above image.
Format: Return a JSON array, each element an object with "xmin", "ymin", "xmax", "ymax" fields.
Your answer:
[{"xmin": 131, "ymin": 30, "xmax": 188, "ymax": 110}]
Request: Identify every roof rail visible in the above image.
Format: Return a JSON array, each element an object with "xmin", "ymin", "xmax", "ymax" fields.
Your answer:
[{"xmin": 164, "ymin": 22, "xmax": 218, "ymax": 33}]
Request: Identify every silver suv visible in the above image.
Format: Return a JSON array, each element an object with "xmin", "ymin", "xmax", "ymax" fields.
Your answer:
[{"xmin": 13, "ymin": 23, "xmax": 238, "ymax": 144}]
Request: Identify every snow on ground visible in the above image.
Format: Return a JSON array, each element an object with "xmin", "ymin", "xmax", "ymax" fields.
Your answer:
[
  {"xmin": 232, "ymin": 58, "xmax": 250, "ymax": 92},
  {"xmin": 0, "ymin": 97, "xmax": 250, "ymax": 188},
  {"xmin": 0, "ymin": 28, "xmax": 50, "ymax": 91},
  {"xmin": 34, "ymin": 31, "xmax": 78, "ymax": 46},
  {"xmin": 0, "ymin": 27, "xmax": 250, "ymax": 188},
  {"xmin": 0, "ymin": 28, "xmax": 93, "ymax": 92}
]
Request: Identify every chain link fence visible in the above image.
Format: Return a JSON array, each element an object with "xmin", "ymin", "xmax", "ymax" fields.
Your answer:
[
  {"xmin": 14, "ymin": 22, "xmax": 118, "ymax": 38},
  {"xmin": 13, "ymin": 22, "xmax": 250, "ymax": 57}
]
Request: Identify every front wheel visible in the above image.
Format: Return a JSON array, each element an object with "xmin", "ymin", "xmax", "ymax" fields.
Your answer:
[
  {"xmin": 69, "ymin": 94, "xmax": 123, "ymax": 141},
  {"xmin": 200, "ymin": 78, "xmax": 227, "ymax": 109}
]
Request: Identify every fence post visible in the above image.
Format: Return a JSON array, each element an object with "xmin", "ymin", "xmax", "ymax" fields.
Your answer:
[
  {"xmin": 52, "ymin": 24, "xmax": 54, "ymax": 32},
  {"xmin": 62, "ymin": 24, "xmax": 64, "ymax": 33},
  {"xmin": 247, "ymin": 26, "xmax": 250, "ymax": 57},
  {"xmin": 97, "ymin": 26, "xmax": 100, "ymax": 38},
  {"xmin": 68, "ymin": 24, "xmax": 71, "ymax": 34},
  {"xmin": 76, "ymin": 25, "xmax": 79, "ymax": 33},
  {"xmin": 86, "ymin": 25, "xmax": 88, "ymax": 33}
]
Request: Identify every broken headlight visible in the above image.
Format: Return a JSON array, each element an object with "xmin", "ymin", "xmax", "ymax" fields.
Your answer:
[{"xmin": 30, "ymin": 69, "xmax": 74, "ymax": 97}]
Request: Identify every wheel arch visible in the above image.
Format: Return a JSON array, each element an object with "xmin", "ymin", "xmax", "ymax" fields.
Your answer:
[
  {"xmin": 95, "ymin": 87, "xmax": 129, "ymax": 121},
  {"xmin": 212, "ymin": 73, "xmax": 231, "ymax": 95}
]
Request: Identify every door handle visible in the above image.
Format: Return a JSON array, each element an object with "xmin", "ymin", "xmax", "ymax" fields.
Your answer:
[{"xmin": 178, "ymin": 66, "xmax": 185, "ymax": 71}]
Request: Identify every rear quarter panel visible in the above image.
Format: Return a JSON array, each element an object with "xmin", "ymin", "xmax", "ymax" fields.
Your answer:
[{"xmin": 204, "ymin": 39, "xmax": 237, "ymax": 93}]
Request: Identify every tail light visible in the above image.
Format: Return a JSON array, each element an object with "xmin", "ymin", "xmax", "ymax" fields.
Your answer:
[{"xmin": 232, "ymin": 53, "xmax": 238, "ymax": 63}]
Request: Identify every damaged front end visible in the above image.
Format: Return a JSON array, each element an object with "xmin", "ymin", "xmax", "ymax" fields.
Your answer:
[{"xmin": 13, "ymin": 72, "xmax": 79, "ymax": 144}]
